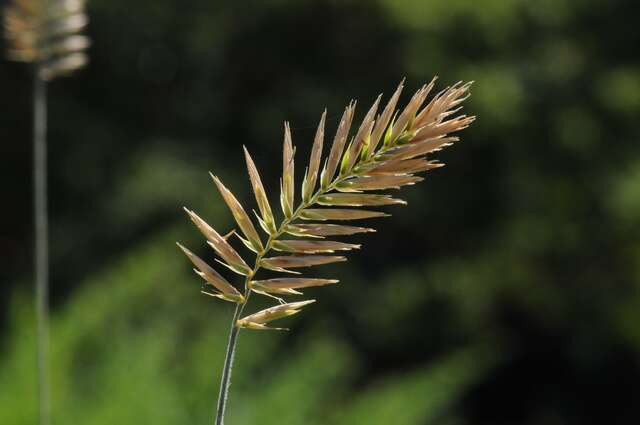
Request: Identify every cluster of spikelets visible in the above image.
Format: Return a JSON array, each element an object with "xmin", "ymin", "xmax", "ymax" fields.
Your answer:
[
  {"xmin": 178, "ymin": 78, "xmax": 474, "ymax": 330},
  {"xmin": 4, "ymin": 0, "xmax": 89, "ymax": 79}
]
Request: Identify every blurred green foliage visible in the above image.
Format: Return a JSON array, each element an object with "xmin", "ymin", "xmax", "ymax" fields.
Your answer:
[
  {"xmin": 0, "ymin": 229, "xmax": 498, "ymax": 425},
  {"xmin": 1, "ymin": 0, "xmax": 639, "ymax": 424}
]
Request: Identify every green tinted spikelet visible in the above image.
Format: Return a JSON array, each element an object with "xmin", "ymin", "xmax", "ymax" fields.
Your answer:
[{"xmin": 237, "ymin": 300, "xmax": 316, "ymax": 330}]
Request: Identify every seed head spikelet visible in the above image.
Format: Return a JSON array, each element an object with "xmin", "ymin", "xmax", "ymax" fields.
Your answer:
[
  {"xmin": 259, "ymin": 255, "xmax": 347, "ymax": 273},
  {"xmin": 211, "ymin": 174, "xmax": 264, "ymax": 253},
  {"xmin": 369, "ymin": 80, "xmax": 405, "ymax": 156},
  {"xmin": 176, "ymin": 243, "xmax": 244, "ymax": 303},
  {"xmin": 183, "ymin": 207, "xmax": 251, "ymax": 276},
  {"xmin": 285, "ymin": 223, "xmax": 375, "ymax": 237},
  {"xmin": 302, "ymin": 110, "xmax": 327, "ymax": 202},
  {"xmin": 4, "ymin": 0, "xmax": 90, "ymax": 79},
  {"xmin": 236, "ymin": 300, "xmax": 316, "ymax": 330},
  {"xmin": 243, "ymin": 146, "xmax": 277, "ymax": 234},
  {"xmin": 321, "ymin": 102, "xmax": 356, "ymax": 188},
  {"xmin": 281, "ymin": 123, "xmax": 296, "ymax": 219},
  {"xmin": 178, "ymin": 79, "xmax": 474, "ymax": 335}
]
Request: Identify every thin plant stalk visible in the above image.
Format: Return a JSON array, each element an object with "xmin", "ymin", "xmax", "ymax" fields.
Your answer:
[
  {"xmin": 4, "ymin": 3, "xmax": 90, "ymax": 425},
  {"xmin": 33, "ymin": 70, "xmax": 50, "ymax": 425},
  {"xmin": 214, "ymin": 303, "xmax": 242, "ymax": 425}
]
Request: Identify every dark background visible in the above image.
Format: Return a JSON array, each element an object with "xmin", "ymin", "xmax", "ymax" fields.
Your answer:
[{"xmin": 1, "ymin": 1, "xmax": 639, "ymax": 424}]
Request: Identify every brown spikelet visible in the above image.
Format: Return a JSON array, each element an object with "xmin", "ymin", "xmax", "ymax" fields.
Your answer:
[
  {"xmin": 183, "ymin": 208, "xmax": 251, "ymax": 275},
  {"xmin": 251, "ymin": 278, "xmax": 338, "ymax": 289},
  {"xmin": 344, "ymin": 95, "xmax": 381, "ymax": 171},
  {"xmin": 369, "ymin": 80, "xmax": 404, "ymax": 156},
  {"xmin": 4, "ymin": 0, "xmax": 90, "ymax": 80},
  {"xmin": 179, "ymin": 77, "xmax": 474, "ymax": 332},
  {"xmin": 389, "ymin": 83, "xmax": 430, "ymax": 142},
  {"xmin": 336, "ymin": 175, "xmax": 423, "ymax": 192},
  {"xmin": 260, "ymin": 255, "xmax": 347, "ymax": 272},
  {"xmin": 211, "ymin": 174, "xmax": 263, "ymax": 252},
  {"xmin": 281, "ymin": 122, "xmax": 295, "ymax": 218},
  {"xmin": 243, "ymin": 147, "xmax": 276, "ymax": 234},
  {"xmin": 388, "ymin": 136, "xmax": 458, "ymax": 161},
  {"xmin": 366, "ymin": 158, "xmax": 443, "ymax": 176},
  {"xmin": 414, "ymin": 115, "xmax": 475, "ymax": 142},
  {"xmin": 176, "ymin": 243, "xmax": 244, "ymax": 303},
  {"xmin": 302, "ymin": 110, "xmax": 326, "ymax": 202},
  {"xmin": 237, "ymin": 300, "xmax": 316, "ymax": 330},
  {"xmin": 317, "ymin": 193, "xmax": 406, "ymax": 206},
  {"xmin": 415, "ymin": 81, "xmax": 473, "ymax": 129},
  {"xmin": 321, "ymin": 102, "xmax": 356, "ymax": 187},
  {"xmin": 272, "ymin": 240, "xmax": 360, "ymax": 254},
  {"xmin": 285, "ymin": 223, "xmax": 375, "ymax": 237},
  {"xmin": 299, "ymin": 208, "xmax": 389, "ymax": 221}
]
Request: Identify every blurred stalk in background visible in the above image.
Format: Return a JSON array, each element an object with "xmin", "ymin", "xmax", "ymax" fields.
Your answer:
[
  {"xmin": 32, "ymin": 62, "xmax": 50, "ymax": 425},
  {"xmin": 3, "ymin": 1, "xmax": 90, "ymax": 424}
]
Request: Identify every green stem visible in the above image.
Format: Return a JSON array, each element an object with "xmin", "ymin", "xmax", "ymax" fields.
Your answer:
[
  {"xmin": 214, "ymin": 302, "xmax": 243, "ymax": 425},
  {"xmin": 33, "ymin": 71, "xmax": 50, "ymax": 425}
]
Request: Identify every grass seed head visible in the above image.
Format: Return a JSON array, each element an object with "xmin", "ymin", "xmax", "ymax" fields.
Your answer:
[{"xmin": 179, "ymin": 78, "xmax": 474, "ymax": 328}]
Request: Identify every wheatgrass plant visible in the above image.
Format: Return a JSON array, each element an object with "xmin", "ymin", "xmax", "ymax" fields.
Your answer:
[
  {"xmin": 4, "ymin": 2, "xmax": 89, "ymax": 425},
  {"xmin": 178, "ymin": 78, "xmax": 474, "ymax": 425}
]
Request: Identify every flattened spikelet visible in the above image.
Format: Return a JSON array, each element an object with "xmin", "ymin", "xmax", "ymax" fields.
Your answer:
[
  {"xmin": 303, "ymin": 110, "xmax": 326, "ymax": 202},
  {"xmin": 414, "ymin": 115, "xmax": 475, "ymax": 142},
  {"xmin": 300, "ymin": 208, "xmax": 389, "ymax": 221},
  {"xmin": 369, "ymin": 80, "xmax": 404, "ymax": 156},
  {"xmin": 252, "ymin": 278, "xmax": 338, "ymax": 288},
  {"xmin": 251, "ymin": 278, "xmax": 338, "ymax": 296},
  {"xmin": 336, "ymin": 175, "xmax": 423, "ymax": 192},
  {"xmin": 243, "ymin": 147, "xmax": 276, "ymax": 234},
  {"xmin": 212, "ymin": 175, "xmax": 263, "ymax": 252},
  {"xmin": 317, "ymin": 193, "xmax": 406, "ymax": 207},
  {"xmin": 345, "ymin": 95, "xmax": 381, "ymax": 171},
  {"xmin": 366, "ymin": 158, "xmax": 443, "ymax": 176},
  {"xmin": 281, "ymin": 122, "xmax": 296, "ymax": 218},
  {"xmin": 260, "ymin": 255, "xmax": 347, "ymax": 271},
  {"xmin": 322, "ymin": 102, "xmax": 355, "ymax": 187},
  {"xmin": 388, "ymin": 136, "xmax": 458, "ymax": 161},
  {"xmin": 285, "ymin": 223, "xmax": 375, "ymax": 237},
  {"xmin": 272, "ymin": 240, "xmax": 360, "ymax": 254},
  {"xmin": 183, "ymin": 208, "xmax": 251, "ymax": 275},
  {"xmin": 389, "ymin": 84, "xmax": 429, "ymax": 142},
  {"xmin": 237, "ymin": 300, "xmax": 315, "ymax": 330},
  {"xmin": 415, "ymin": 82, "xmax": 472, "ymax": 128},
  {"xmin": 176, "ymin": 243, "xmax": 243, "ymax": 302}
]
